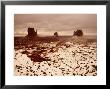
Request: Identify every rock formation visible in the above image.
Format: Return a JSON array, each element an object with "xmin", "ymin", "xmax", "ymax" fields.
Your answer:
[
  {"xmin": 54, "ymin": 32, "xmax": 58, "ymax": 37},
  {"xmin": 27, "ymin": 27, "xmax": 37, "ymax": 37},
  {"xmin": 73, "ymin": 29, "xmax": 83, "ymax": 36}
]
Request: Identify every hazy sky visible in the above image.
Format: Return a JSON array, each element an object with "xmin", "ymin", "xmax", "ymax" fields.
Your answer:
[{"xmin": 14, "ymin": 14, "xmax": 97, "ymax": 36}]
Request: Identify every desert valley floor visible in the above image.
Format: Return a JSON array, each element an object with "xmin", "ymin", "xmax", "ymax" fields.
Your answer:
[{"xmin": 14, "ymin": 36, "xmax": 97, "ymax": 76}]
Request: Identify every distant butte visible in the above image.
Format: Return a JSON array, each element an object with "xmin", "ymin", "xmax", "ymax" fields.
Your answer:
[{"xmin": 26, "ymin": 27, "xmax": 37, "ymax": 38}]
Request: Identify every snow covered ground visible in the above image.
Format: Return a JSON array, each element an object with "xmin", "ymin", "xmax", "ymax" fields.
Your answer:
[{"xmin": 14, "ymin": 39, "xmax": 97, "ymax": 76}]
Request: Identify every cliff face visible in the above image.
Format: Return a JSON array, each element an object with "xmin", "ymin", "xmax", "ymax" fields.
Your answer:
[{"xmin": 27, "ymin": 27, "xmax": 37, "ymax": 37}]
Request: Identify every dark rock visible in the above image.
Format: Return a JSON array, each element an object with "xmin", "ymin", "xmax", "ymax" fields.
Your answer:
[
  {"xmin": 92, "ymin": 65, "xmax": 97, "ymax": 70},
  {"xmin": 54, "ymin": 32, "xmax": 58, "ymax": 37},
  {"xmin": 25, "ymin": 27, "xmax": 37, "ymax": 40},
  {"xmin": 27, "ymin": 27, "xmax": 37, "ymax": 37},
  {"xmin": 28, "ymin": 52, "xmax": 49, "ymax": 62},
  {"xmin": 21, "ymin": 50, "xmax": 30, "ymax": 54},
  {"xmin": 73, "ymin": 29, "xmax": 83, "ymax": 36}
]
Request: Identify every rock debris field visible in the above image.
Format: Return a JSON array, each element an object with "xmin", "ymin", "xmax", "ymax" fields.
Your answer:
[{"xmin": 14, "ymin": 37, "xmax": 97, "ymax": 76}]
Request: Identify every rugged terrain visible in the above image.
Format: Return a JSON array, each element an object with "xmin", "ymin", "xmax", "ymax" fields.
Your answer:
[{"xmin": 14, "ymin": 36, "xmax": 97, "ymax": 76}]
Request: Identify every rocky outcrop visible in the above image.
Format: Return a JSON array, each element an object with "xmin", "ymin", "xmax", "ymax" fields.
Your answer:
[
  {"xmin": 27, "ymin": 27, "xmax": 37, "ymax": 37},
  {"xmin": 73, "ymin": 29, "xmax": 83, "ymax": 36},
  {"xmin": 54, "ymin": 32, "xmax": 58, "ymax": 37}
]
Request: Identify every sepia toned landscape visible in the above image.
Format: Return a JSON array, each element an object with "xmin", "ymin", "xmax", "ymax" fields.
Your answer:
[{"xmin": 14, "ymin": 14, "xmax": 97, "ymax": 76}]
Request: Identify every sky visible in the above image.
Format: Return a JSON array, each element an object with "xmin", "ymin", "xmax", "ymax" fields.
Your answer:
[{"xmin": 14, "ymin": 14, "xmax": 97, "ymax": 37}]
